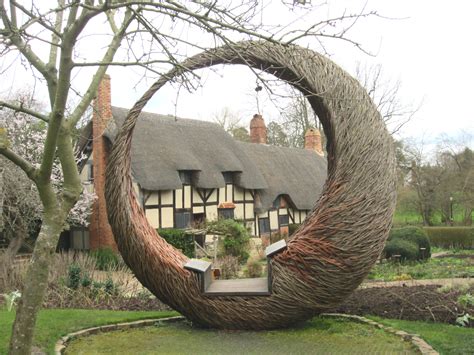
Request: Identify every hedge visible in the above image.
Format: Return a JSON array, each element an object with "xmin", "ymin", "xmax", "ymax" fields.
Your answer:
[
  {"xmin": 288, "ymin": 224, "xmax": 301, "ymax": 236},
  {"xmin": 90, "ymin": 247, "xmax": 121, "ymax": 270},
  {"xmin": 384, "ymin": 238, "xmax": 419, "ymax": 261},
  {"xmin": 388, "ymin": 226, "xmax": 431, "ymax": 260},
  {"xmin": 157, "ymin": 229, "xmax": 195, "ymax": 257},
  {"xmin": 424, "ymin": 227, "xmax": 474, "ymax": 249}
]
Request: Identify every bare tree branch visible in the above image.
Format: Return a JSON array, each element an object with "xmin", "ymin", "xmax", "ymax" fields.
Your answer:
[{"xmin": 0, "ymin": 100, "xmax": 49, "ymax": 122}]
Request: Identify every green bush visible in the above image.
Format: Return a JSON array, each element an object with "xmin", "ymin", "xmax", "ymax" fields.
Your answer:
[
  {"xmin": 384, "ymin": 238, "xmax": 419, "ymax": 261},
  {"xmin": 207, "ymin": 219, "xmax": 250, "ymax": 262},
  {"xmin": 90, "ymin": 247, "xmax": 120, "ymax": 271},
  {"xmin": 157, "ymin": 229, "xmax": 195, "ymax": 258},
  {"xmin": 424, "ymin": 227, "xmax": 474, "ymax": 249},
  {"xmin": 66, "ymin": 264, "xmax": 82, "ymax": 290},
  {"xmin": 289, "ymin": 224, "xmax": 301, "ymax": 236},
  {"xmin": 388, "ymin": 227, "xmax": 431, "ymax": 260}
]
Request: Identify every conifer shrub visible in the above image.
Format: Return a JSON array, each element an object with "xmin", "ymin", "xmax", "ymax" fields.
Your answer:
[
  {"xmin": 206, "ymin": 219, "xmax": 250, "ymax": 262},
  {"xmin": 157, "ymin": 229, "xmax": 195, "ymax": 258},
  {"xmin": 387, "ymin": 226, "xmax": 431, "ymax": 260},
  {"xmin": 384, "ymin": 238, "xmax": 419, "ymax": 261},
  {"xmin": 289, "ymin": 223, "xmax": 301, "ymax": 236},
  {"xmin": 424, "ymin": 227, "xmax": 474, "ymax": 249}
]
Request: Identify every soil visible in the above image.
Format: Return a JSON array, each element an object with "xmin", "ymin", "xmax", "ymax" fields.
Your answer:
[
  {"xmin": 38, "ymin": 283, "xmax": 474, "ymax": 327},
  {"xmin": 329, "ymin": 285, "xmax": 474, "ymax": 325},
  {"xmin": 435, "ymin": 254, "xmax": 474, "ymax": 260}
]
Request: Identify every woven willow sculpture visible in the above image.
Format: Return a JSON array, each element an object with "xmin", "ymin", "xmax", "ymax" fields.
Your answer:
[{"xmin": 105, "ymin": 40, "xmax": 397, "ymax": 330}]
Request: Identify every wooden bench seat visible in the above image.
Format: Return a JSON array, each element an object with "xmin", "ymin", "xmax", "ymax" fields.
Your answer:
[{"xmin": 184, "ymin": 239, "xmax": 287, "ymax": 297}]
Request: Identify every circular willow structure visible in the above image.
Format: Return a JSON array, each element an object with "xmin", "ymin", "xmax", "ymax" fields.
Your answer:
[{"xmin": 105, "ymin": 40, "xmax": 397, "ymax": 330}]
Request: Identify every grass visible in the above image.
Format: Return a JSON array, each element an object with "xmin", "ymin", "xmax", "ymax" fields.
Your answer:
[
  {"xmin": 0, "ymin": 309, "xmax": 178, "ymax": 354},
  {"xmin": 368, "ymin": 256, "xmax": 474, "ymax": 281},
  {"xmin": 65, "ymin": 316, "xmax": 417, "ymax": 354},
  {"xmin": 370, "ymin": 317, "xmax": 474, "ymax": 355},
  {"xmin": 392, "ymin": 210, "xmax": 468, "ymax": 227},
  {"xmin": 2, "ymin": 309, "xmax": 473, "ymax": 354}
]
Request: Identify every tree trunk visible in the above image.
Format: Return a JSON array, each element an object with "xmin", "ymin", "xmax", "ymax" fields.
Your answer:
[
  {"xmin": 464, "ymin": 208, "xmax": 473, "ymax": 226},
  {"xmin": 8, "ymin": 211, "xmax": 63, "ymax": 355}
]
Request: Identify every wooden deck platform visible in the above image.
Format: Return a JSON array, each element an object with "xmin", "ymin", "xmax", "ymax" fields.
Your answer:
[{"xmin": 204, "ymin": 277, "xmax": 270, "ymax": 297}]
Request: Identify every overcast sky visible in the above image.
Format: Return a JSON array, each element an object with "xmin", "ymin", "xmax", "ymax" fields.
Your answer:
[
  {"xmin": 128, "ymin": 0, "xmax": 473, "ymax": 146},
  {"xmin": 2, "ymin": 1, "xmax": 473, "ymax": 148}
]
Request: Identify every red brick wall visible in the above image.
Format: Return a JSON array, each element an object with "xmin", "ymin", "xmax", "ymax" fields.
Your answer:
[
  {"xmin": 89, "ymin": 74, "xmax": 118, "ymax": 251},
  {"xmin": 250, "ymin": 114, "xmax": 267, "ymax": 144},
  {"xmin": 304, "ymin": 128, "xmax": 324, "ymax": 156}
]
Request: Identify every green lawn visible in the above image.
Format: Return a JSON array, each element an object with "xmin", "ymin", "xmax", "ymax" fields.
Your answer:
[
  {"xmin": 392, "ymin": 210, "xmax": 468, "ymax": 227},
  {"xmin": 368, "ymin": 256, "xmax": 474, "ymax": 281},
  {"xmin": 65, "ymin": 316, "xmax": 417, "ymax": 354},
  {"xmin": 0, "ymin": 309, "xmax": 178, "ymax": 354},
  {"xmin": 2, "ymin": 309, "xmax": 473, "ymax": 354},
  {"xmin": 370, "ymin": 317, "xmax": 474, "ymax": 355}
]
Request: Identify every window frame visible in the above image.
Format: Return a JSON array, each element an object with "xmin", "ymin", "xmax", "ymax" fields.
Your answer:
[
  {"xmin": 218, "ymin": 208, "xmax": 235, "ymax": 220},
  {"xmin": 258, "ymin": 217, "xmax": 270, "ymax": 234},
  {"xmin": 278, "ymin": 214, "xmax": 289, "ymax": 227},
  {"xmin": 175, "ymin": 209, "xmax": 192, "ymax": 229}
]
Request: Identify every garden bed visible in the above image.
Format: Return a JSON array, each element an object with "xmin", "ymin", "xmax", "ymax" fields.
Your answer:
[
  {"xmin": 33, "ymin": 283, "xmax": 472, "ymax": 327},
  {"xmin": 330, "ymin": 285, "xmax": 474, "ymax": 325}
]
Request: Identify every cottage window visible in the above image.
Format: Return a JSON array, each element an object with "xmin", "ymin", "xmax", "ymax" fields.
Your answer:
[
  {"xmin": 86, "ymin": 161, "xmax": 93, "ymax": 181},
  {"xmin": 272, "ymin": 196, "xmax": 280, "ymax": 209},
  {"xmin": 179, "ymin": 171, "xmax": 192, "ymax": 185},
  {"xmin": 279, "ymin": 214, "xmax": 289, "ymax": 226},
  {"xmin": 222, "ymin": 172, "xmax": 234, "ymax": 184},
  {"xmin": 175, "ymin": 210, "xmax": 192, "ymax": 228},
  {"xmin": 259, "ymin": 218, "xmax": 270, "ymax": 234},
  {"xmin": 218, "ymin": 208, "xmax": 234, "ymax": 220},
  {"xmin": 70, "ymin": 228, "xmax": 90, "ymax": 250}
]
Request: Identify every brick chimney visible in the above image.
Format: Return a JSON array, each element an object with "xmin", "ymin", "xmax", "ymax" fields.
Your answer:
[
  {"xmin": 250, "ymin": 114, "xmax": 267, "ymax": 144},
  {"xmin": 89, "ymin": 74, "xmax": 118, "ymax": 251},
  {"xmin": 304, "ymin": 128, "xmax": 324, "ymax": 156}
]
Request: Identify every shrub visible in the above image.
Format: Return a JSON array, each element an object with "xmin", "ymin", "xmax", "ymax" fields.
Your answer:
[
  {"xmin": 288, "ymin": 224, "xmax": 301, "ymax": 236},
  {"xmin": 384, "ymin": 238, "xmax": 419, "ymax": 261},
  {"xmin": 207, "ymin": 219, "xmax": 250, "ymax": 262},
  {"xmin": 213, "ymin": 256, "xmax": 240, "ymax": 279},
  {"xmin": 388, "ymin": 227, "xmax": 431, "ymax": 260},
  {"xmin": 424, "ymin": 227, "xmax": 474, "ymax": 249},
  {"xmin": 458, "ymin": 293, "xmax": 474, "ymax": 307},
  {"xmin": 90, "ymin": 247, "xmax": 120, "ymax": 271},
  {"xmin": 66, "ymin": 264, "xmax": 82, "ymax": 290},
  {"xmin": 245, "ymin": 258, "xmax": 264, "ymax": 278},
  {"xmin": 157, "ymin": 229, "xmax": 195, "ymax": 258}
]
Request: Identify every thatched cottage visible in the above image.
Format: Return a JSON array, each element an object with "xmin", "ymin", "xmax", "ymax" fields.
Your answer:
[{"xmin": 70, "ymin": 75, "xmax": 327, "ymax": 251}]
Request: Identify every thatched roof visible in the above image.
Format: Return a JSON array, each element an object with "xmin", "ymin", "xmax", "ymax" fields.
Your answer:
[
  {"xmin": 102, "ymin": 106, "xmax": 326, "ymax": 212},
  {"xmin": 238, "ymin": 143, "xmax": 326, "ymax": 212}
]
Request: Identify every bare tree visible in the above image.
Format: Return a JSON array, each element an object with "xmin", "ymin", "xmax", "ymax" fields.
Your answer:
[
  {"xmin": 213, "ymin": 107, "xmax": 250, "ymax": 142},
  {"xmin": 0, "ymin": 1, "xmax": 379, "ymax": 352},
  {"xmin": 355, "ymin": 63, "xmax": 421, "ymax": 135},
  {"xmin": 401, "ymin": 135, "xmax": 474, "ymax": 226}
]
